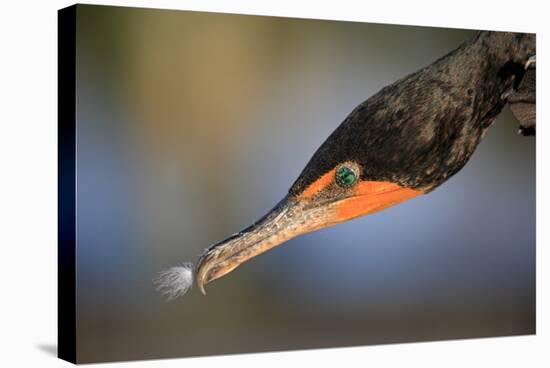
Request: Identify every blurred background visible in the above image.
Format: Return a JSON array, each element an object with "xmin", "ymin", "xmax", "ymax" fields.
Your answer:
[{"xmin": 74, "ymin": 5, "xmax": 535, "ymax": 363}]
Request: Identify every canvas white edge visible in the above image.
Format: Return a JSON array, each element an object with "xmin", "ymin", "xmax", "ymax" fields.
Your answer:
[{"xmin": 0, "ymin": 0, "xmax": 547, "ymax": 367}]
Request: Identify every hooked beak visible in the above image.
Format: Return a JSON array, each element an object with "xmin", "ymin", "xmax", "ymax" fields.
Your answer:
[
  {"xmin": 194, "ymin": 181, "xmax": 422, "ymax": 294},
  {"xmin": 195, "ymin": 195, "xmax": 313, "ymax": 294}
]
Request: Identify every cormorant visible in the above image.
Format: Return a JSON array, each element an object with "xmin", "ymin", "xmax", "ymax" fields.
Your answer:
[{"xmin": 154, "ymin": 31, "xmax": 536, "ymax": 298}]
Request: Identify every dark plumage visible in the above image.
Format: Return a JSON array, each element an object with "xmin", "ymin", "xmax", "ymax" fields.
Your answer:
[
  {"xmin": 290, "ymin": 31, "xmax": 535, "ymax": 194},
  {"xmin": 509, "ymin": 62, "xmax": 536, "ymax": 135}
]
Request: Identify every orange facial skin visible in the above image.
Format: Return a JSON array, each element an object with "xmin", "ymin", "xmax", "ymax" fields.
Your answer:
[
  {"xmin": 337, "ymin": 182, "xmax": 423, "ymax": 220},
  {"xmin": 299, "ymin": 167, "xmax": 424, "ymax": 222},
  {"xmin": 299, "ymin": 168, "xmax": 337, "ymax": 198},
  {"xmin": 196, "ymin": 164, "xmax": 424, "ymax": 293}
]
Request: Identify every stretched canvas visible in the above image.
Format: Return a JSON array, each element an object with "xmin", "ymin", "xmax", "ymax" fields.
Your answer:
[{"xmin": 58, "ymin": 4, "xmax": 536, "ymax": 364}]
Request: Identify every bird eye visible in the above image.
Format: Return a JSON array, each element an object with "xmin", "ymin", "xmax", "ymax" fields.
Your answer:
[{"xmin": 335, "ymin": 165, "xmax": 358, "ymax": 188}]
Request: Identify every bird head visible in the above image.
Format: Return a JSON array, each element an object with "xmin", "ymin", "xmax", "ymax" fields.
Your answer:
[{"xmin": 195, "ymin": 133, "xmax": 424, "ymax": 294}]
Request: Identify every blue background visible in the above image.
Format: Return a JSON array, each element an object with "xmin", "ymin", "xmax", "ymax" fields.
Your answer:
[{"xmin": 74, "ymin": 5, "xmax": 535, "ymax": 362}]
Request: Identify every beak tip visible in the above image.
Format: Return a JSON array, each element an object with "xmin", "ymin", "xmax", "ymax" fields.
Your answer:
[
  {"xmin": 198, "ymin": 282, "xmax": 207, "ymax": 295},
  {"xmin": 195, "ymin": 265, "xmax": 208, "ymax": 295},
  {"xmin": 192, "ymin": 195, "xmax": 295, "ymax": 295}
]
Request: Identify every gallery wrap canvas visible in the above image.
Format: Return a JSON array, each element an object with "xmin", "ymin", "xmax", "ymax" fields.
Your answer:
[{"xmin": 58, "ymin": 4, "xmax": 536, "ymax": 364}]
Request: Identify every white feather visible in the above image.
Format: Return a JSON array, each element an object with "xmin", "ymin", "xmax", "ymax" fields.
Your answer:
[{"xmin": 153, "ymin": 263, "xmax": 194, "ymax": 300}]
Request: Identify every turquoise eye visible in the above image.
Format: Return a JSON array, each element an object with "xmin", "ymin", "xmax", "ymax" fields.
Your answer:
[{"xmin": 335, "ymin": 165, "xmax": 358, "ymax": 188}]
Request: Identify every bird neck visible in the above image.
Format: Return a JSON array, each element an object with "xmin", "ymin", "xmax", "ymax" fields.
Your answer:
[
  {"xmin": 473, "ymin": 31, "xmax": 534, "ymax": 63},
  {"xmin": 414, "ymin": 31, "xmax": 535, "ymax": 190},
  {"xmin": 438, "ymin": 31, "xmax": 535, "ymax": 114}
]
